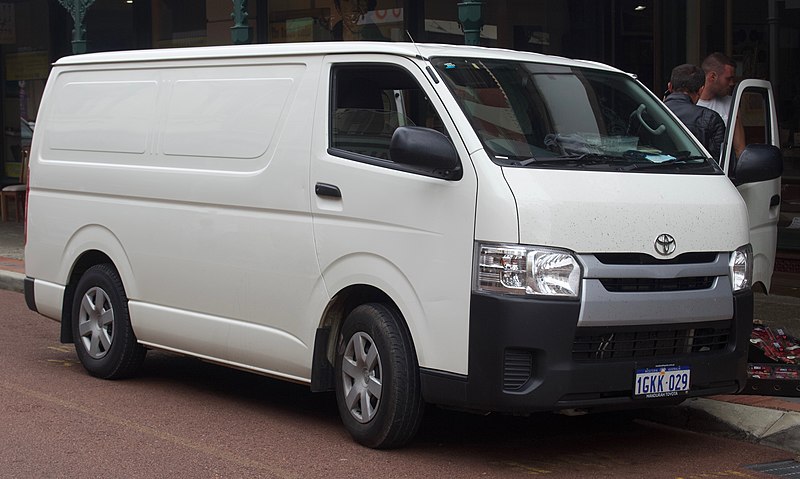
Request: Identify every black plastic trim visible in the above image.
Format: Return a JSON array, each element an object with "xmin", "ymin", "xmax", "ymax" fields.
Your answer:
[
  {"xmin": 420, "ymin": 290, "xmax": 752, "ymax": 413},
  {"xmin": 310, "ymin": 327, "xmax": 335, "ymax": 392},
  {"xmin": 24, "ymin": 277, "xmax": 37, "ymax": 313},
  {"xmin": 327, "ymin": 147, "xmax": 461, "ymax": 180},
  {"xmin": 315, "ymin": 182, "xmax": 341, "ymax": 199},
  {"xmin": 425, "ymin": 65, "xmax": 440, "ymax": 84}
]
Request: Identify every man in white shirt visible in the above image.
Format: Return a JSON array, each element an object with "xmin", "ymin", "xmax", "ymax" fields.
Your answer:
[
  {"xmin": 698, "ymin": 52, "xmax": 745, "ymax": 156},
  {"xmin": 698, "ymin": 53, "xmax": 735, "ymax": 122}
]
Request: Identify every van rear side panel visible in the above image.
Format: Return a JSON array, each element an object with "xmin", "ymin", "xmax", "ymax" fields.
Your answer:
[{"xmin": 27, "ymin": 56, "xmax": 329, "ymax": 381}]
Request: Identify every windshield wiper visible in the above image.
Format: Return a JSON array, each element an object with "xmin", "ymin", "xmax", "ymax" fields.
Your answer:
[
  {"xmin": 517, "ymin": 153, "xmax": 621, "ymax": 167},
  {"xmin": 626, "ymin": 155, "xmax": 711, "ymax": 171}
]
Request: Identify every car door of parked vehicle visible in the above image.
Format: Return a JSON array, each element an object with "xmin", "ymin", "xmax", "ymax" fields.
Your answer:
[
  {"xmin": 720, "ymin": 79, "xmax": 782, "ymax": 291},
  {"xmin": 309, "ymin": 55, "xmax": 478, "ymax": 376}
]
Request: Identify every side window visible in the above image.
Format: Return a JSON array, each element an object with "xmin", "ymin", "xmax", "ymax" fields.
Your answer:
[
  {"xmin": 330, "ymin": 64, "xmax": 447, "ymax": 161},
  {"xmin": 727, "ymin": 88, "xmax": 770, "ymax": 172},
  {"xmin": 739, "ymin": 90, "xmax": 769, "ymax": 146}
]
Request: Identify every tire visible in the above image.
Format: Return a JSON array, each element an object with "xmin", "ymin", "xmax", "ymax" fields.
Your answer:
[
  {"xmin": 71, "ymin": 263, "xmax": 146, "ymax": 379},
  {"xmin": 334, "ymin": 303, "xmax": 424, "ymax": 449}
]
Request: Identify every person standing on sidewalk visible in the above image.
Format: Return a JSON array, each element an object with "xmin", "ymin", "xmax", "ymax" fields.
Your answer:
[
  {"xmin": 698, "ymin": 52, "xmax": 746, "ymax": 156},
  {"xmin": 664, "ymin": 64, "xmax": 726, "ymax": 161}
]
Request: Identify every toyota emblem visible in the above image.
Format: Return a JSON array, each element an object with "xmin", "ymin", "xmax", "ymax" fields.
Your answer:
[{"xmin": 654, "ymin": 234, "xmax": 676, "ymax": 256}]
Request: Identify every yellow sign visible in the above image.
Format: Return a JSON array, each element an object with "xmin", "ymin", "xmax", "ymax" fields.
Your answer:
[
  {"xmin": 5, "ymin": 51, "xmax": 51, "ymax": 80},
  {"xmin": 4, "ymin": 161, "xmax": 21, "ymax": 179}
]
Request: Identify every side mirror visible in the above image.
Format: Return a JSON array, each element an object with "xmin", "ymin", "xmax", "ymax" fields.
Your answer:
[
  {"xmin": 390, "ymin": 126, "xmax": 462, "ymax": 180},
  {"xmin": 732, "ymin": 144, "xmax": 783, "ymax": 186}
]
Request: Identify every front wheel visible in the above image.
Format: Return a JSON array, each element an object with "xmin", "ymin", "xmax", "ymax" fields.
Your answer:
[
  {"xmin": 71, "ymin": 263, "xmax": 146, "ymax": 379},
  {"xmin": 335, "ymin": 303, "xmax": 424, "ymax": 449}
]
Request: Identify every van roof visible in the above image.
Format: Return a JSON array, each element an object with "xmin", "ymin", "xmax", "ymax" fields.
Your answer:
[{"xmin": 53, "ymin": 41, "xmax": 623, "ymax": 74}]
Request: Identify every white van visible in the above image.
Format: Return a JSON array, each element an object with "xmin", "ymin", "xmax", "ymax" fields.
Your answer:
[{"xmin": 24, "ymin": 42, "xmax": 782, "ymax": 448}]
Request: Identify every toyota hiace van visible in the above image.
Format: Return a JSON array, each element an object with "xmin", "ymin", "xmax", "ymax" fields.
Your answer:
[{"xmin": 24, "ymin": 42, "xmax": 782, "ymax": 448}]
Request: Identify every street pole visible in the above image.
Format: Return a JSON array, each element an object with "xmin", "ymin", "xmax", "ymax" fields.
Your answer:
[
  {"xmin": 57, "ymin": 0, "xmax": 95, "ymax": 54},
  {"xmin": 768, "ymin": 0, "xmax": 779, "ymax": 93},
  {"xmin": 458, "ymin": 1, "xmax": 483, "ymax": 46},
  {"xmin": 231, "ymin": 0, "xmax": 253, "ymax": 45}
]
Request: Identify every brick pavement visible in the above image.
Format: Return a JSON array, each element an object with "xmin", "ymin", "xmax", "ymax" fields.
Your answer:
[{"xmin": 0, "ymin": 256, "xmax": 23, "ymax": 274}]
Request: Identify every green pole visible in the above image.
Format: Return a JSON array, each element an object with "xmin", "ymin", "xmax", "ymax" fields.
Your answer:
[
  {"xmin": 231, "ymin": 0, "xmax": 253, "ymax": 45},
  {"xmin": 458, "ymin": 1, "xmax": 483, "ymax": 46},
  {"xmin": 57, "ymin": 0, "xmax": 95, "ymax": 54}
]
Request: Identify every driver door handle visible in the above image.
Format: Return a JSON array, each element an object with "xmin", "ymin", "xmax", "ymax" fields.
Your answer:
[{"xmin": 315, "ymin": 183, "xmax": 341, "ymax": 199}]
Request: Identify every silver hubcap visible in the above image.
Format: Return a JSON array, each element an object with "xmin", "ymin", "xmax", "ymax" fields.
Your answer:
[
  {"xmin": 341, "ymin": 332, "xmax": 382, "ymax": 423},
  {"xmin": 78, "ymin": 287, "xmax": 114, "ymax": 359}
]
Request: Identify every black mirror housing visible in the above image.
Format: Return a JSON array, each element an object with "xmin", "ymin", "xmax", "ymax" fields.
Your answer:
[
  {"xmin": 732, "ymin": 144, "xmax": 783, "ymax": 186},
  {"xmin": 390, "ymin": 126, "xmax": 462, "ymax": 180}
]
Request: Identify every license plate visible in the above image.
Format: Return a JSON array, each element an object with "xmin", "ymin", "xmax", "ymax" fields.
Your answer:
[{"xmin": 634, "ymin": 365, "xmax": 690, "ymax": 398}]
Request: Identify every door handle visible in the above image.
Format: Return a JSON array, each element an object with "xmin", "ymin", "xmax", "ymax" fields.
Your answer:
[
  {"xmin": 315, "ymin": 183, "xmax": 341, "ymax": 199},
  {"xmin": 770, "ymin": 194, "xmax": 780, "ymax": 207}
]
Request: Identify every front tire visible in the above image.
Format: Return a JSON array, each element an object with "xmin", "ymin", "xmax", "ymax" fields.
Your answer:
[
  {"xmin": 335, "ymin": 303, "xmax": 424, "ymax": 449},
  {"xmin": 71, "ymin": 263, "xmax": 146, "ymax": 379}
]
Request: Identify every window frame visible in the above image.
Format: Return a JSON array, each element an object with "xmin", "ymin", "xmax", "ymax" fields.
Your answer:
[{"xmin": 327, "ymin": 61, "xmax": 459, "ymax": 179}]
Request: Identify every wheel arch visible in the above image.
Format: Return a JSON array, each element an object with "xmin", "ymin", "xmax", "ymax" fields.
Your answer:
[
  {"xmin": 59, "ymin": 225, "xmax": 136, "ymax": 343},
  {"xmin": 751, "ymin": 251, "xmax": 772, "ymax": 295},
  {"xmin": 310, "ymin": 284, "xmax": 418, "ymax": 392},
  {"xmin": 60, "ymin": 250, "xmax": 119, "ymax": 343}
]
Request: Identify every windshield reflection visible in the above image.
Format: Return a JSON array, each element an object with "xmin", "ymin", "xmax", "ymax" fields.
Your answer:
[{"xmin": 433, "ymin": 58, "xmax": 718, "ymax": 174}]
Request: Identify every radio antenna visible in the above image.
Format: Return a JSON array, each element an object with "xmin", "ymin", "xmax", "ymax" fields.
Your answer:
[
  {"xmin": 406, "ymin": 30, "xmax": 425, "ymax": 61},
  {"xmin": 407, "ymin": 30, "xmax": 439, "ymax": 83}
]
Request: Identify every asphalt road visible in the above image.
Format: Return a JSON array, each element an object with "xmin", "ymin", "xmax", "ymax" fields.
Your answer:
[{"xmin": 0, "ymin": 289, "xmax": 795, "ymax": 478}]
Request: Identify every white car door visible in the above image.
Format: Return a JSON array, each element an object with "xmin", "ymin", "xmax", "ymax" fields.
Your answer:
[
  {"xmin": 310, "ymin": 55, "xmax": 478, "ymax": 375},
  {"xmin": 720, "ymin": 79, "xmax": 782, "ymax": 291}
]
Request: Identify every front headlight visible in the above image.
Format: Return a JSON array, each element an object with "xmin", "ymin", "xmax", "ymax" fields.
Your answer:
[
  {"xmin": 729, "ymin": 244, "xmax": 753, "ymax": 292},
  {"xmin": 476, "ymin": 243, "xmax": 581, "ymax": 298}
]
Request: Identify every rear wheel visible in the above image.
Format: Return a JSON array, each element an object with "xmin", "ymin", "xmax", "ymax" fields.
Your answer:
[
  {"xmin": 72, "ymin": 263, "xmax": 146, "ymax": 379},
  {"xmin": 335, "ymin": 303, "xmax": 424, "ymax": 449}
]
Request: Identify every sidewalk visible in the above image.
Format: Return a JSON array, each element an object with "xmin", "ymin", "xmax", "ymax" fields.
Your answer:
[
  {"xmin": 1, "ymin": 220, "xmax": 799, "ymax": 453},
  {"xmin": 0, "ymin": 222, "xmax": 24, "ymax": 293}
]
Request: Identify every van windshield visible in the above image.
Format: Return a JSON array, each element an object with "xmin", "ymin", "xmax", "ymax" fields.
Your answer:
[{"xmin": 432, "ymin": 57, "xmax": 720, "ymax": 174}]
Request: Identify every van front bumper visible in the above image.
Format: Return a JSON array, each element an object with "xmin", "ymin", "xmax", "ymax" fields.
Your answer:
[{"xmin": 420, "ymin": 291, "xmax": 752, "ymax": 413}]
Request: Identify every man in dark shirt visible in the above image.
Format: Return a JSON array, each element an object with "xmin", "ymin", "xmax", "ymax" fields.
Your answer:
[{"xmin": 663, "ymin": 64, "xmax": 726, "ymax": 161}]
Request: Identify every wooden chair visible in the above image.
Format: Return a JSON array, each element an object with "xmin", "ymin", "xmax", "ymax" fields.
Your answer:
[{"xmin": 1, "ymin": 148, "xmax": 29, "ymax": 222}]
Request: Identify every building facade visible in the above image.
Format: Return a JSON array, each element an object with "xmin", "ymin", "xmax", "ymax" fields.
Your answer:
[{"xmin": 3, "ymin": 0, "xmax": 800, "ymax": 287}]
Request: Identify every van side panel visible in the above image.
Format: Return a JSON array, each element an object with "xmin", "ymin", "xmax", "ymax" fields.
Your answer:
[
  {"xmin": 27, "ymin": 57, "xmax": 328, "ymax": 381},
  {"xmin": 48, "ymin": 79, "xmax": 157, "ymax": 154}
]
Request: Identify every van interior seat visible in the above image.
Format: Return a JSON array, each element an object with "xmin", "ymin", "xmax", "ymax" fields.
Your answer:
[{"xmin": 333, "ymin": 81, "xmax": 408, "ymax": 159}]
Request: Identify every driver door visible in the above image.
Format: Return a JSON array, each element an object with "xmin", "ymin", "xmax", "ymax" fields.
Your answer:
[{"xmin": 720, "ymin": 79, "xmax": 782, "ymax": 291}]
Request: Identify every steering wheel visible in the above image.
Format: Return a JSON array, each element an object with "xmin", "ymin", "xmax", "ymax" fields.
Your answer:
[{"xmin": 630, "ymin": 104, "xmax": 666, "ymax": 135}]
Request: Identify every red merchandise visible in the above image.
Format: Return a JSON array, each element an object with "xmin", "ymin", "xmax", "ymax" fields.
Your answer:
[
  {"xmin": 750, "ymin": 323, "xmax": 799, "ymax": 365},
  {"xmin": 742, "ymin": 321, "xmax": 800, "ymax": 397}
]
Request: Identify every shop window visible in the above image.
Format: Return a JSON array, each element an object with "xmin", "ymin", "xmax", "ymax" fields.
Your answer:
[
  {"xmin": 423, "ymin": 0, "xmax": 498, "ymax": 47},
  {"xmin": 85, "ymin": 1, "xmax": 139, "ymax": 52},
  {"xmin": 268, "ymin": 0, "xmax": 403, "ymax": 43},
  {"xmin": 153, "ymin": 0, "xmax": 207, "ymax": 47}
]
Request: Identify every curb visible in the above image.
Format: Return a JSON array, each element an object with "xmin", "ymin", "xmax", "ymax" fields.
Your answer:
[
  {"xmin": 678, "ymin": 397, "xmax": 800, "ymax": 454},
  {"xmin": 0, "ymin": 269, "xmax": 23, "ymax": 293}
]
